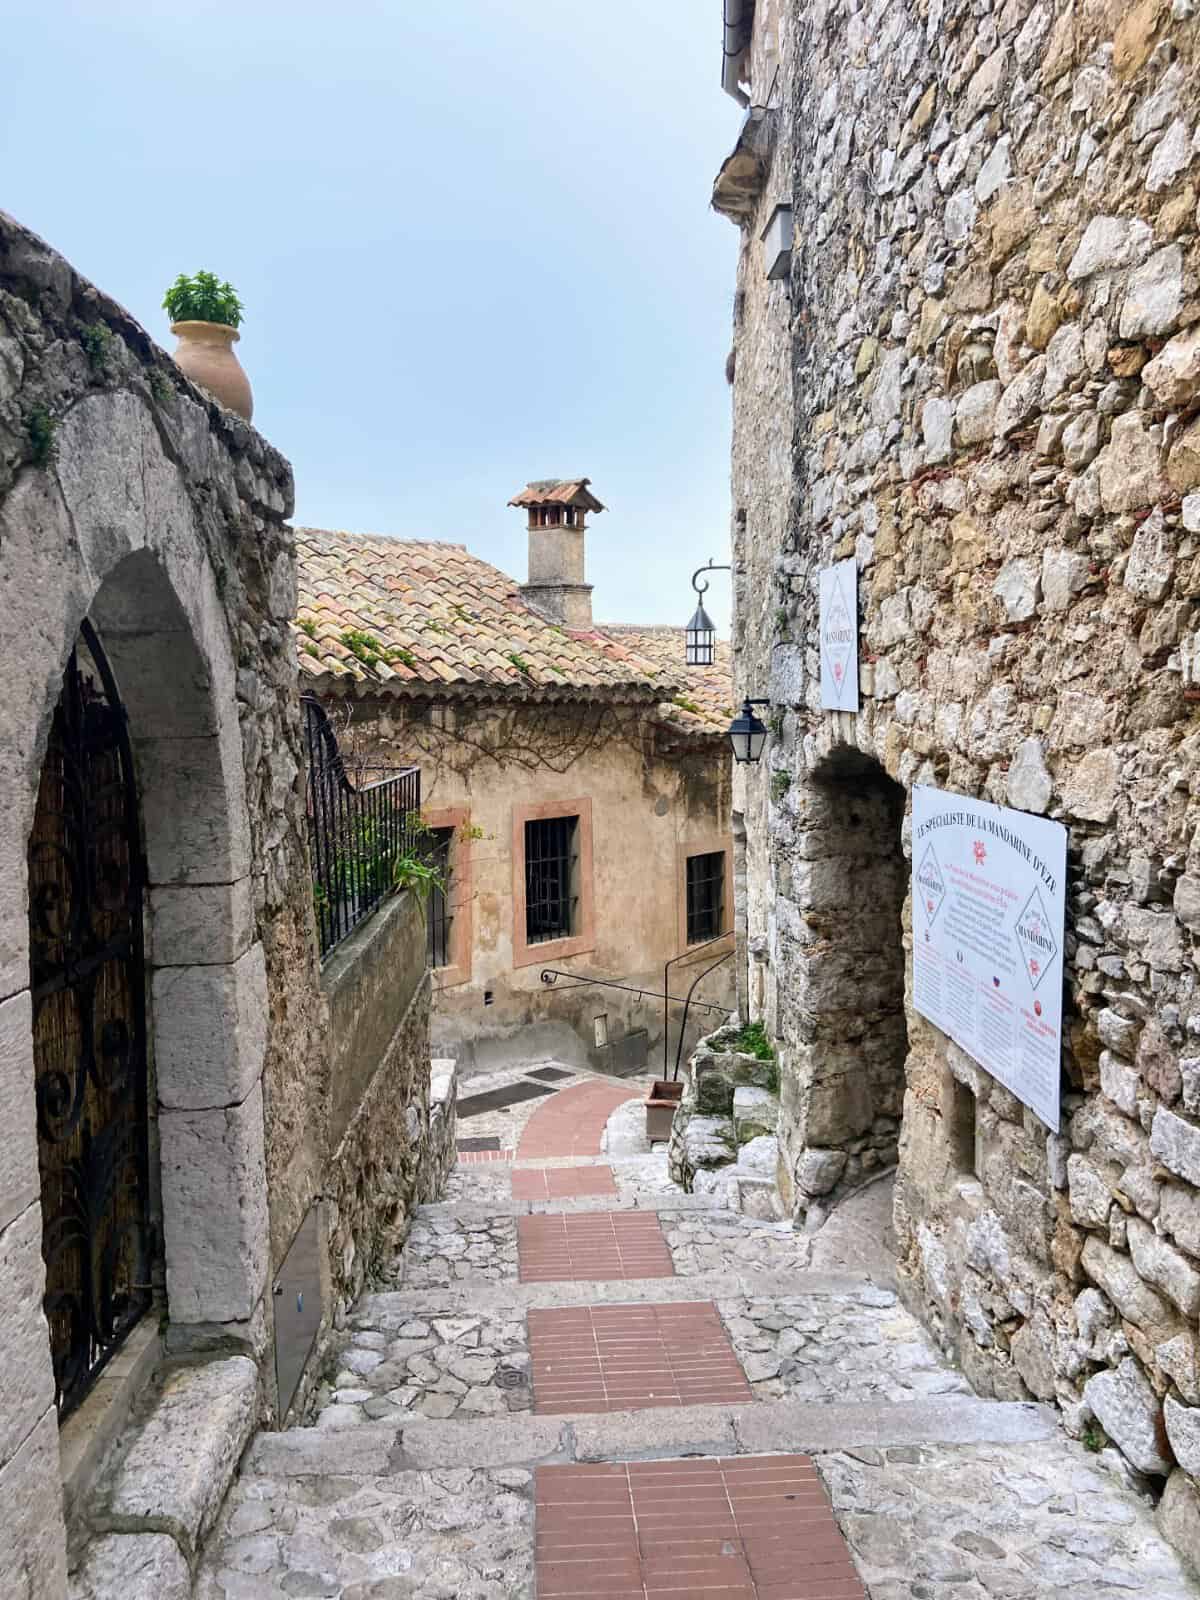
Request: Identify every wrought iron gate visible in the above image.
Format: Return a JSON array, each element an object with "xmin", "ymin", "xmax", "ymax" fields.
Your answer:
[{"xmin": 28, "ymin": 619, "xmax": 152, "ymax": 1420}]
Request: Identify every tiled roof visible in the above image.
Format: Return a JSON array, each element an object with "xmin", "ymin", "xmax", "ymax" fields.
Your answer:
[
  {"xmin": 599, "ymin": 626, "xmax": 734, "ymax": 736},
  {"xmin": 508, "ymin": 479, "xmax": 605, "ymax": 512},
  {"xmin": 293, "ymin": 528, "xmax": 732, "ymax": 739}
]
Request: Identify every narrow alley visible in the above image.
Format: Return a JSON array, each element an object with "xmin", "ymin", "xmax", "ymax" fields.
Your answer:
[{"xmin": 195, "ymin": 1059, "xmax": 1198, "ymax": 1600}]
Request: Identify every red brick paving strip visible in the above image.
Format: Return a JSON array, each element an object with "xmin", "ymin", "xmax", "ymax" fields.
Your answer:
[
  {"xmin": 529, "ymin": 1301, "xmax": 753, "ymax": 1414},
  {"xmin": 513, "ymin": 1165, "xmax": 620, "ymax": 1202},
  {"xmin": 456, "ymin": 1149, "xmax": 512, "ymax": 1165},
  {"xmin": 518, "ymin": 1211, "xmax": 675, "ymax": 1283},
  {"xmin": 535, "ymin": 1457, "xmax": 867, "ymax": 1598},
  {"xmin": 518, "ymin": 1080, "xmax": 641, "ymax": 1160}
]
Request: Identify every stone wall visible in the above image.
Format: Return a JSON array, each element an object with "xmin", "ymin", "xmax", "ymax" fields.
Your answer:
[
  {"xmin": 724, "ymin": 0, "xmax": 1200, "ymax": 1562},
  {"xmin": 321, "ymin": 889, "xmax": 441, "ymax": 1318},
  {"xmin": 0, "ymin": 211, "xmax": 447, "ymax": 1587}
]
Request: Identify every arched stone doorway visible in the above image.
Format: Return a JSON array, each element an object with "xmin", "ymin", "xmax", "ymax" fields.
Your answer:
[
  {"xmin": 777, "ymin": 747, "xmax": 909, "ymax": 1213},
  {"xmin": 29, "ymin": 620, "xmax": 152, "ymax": 1419}
]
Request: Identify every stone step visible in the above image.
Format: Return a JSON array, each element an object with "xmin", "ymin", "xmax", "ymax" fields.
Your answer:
[
  {"xmin": 357, "ymin": 1266, "xmax": 885, "ymax": 1323},
  {"xmin": 421, "ymin": 1191, "xmax": 725, "ymax": 1220},
  {"xmin": 245, "ymin": 1392, "xmax": 1057, "ymax": 1478},
  {"xmin": 71, "ymin": 1354, "xmax": 259, "ymax": 1596}
]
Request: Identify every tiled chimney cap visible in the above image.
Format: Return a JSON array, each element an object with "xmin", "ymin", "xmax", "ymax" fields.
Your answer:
[{"xmin": 508, "ymin": 479, "xmax": 606, "ymax": 513}]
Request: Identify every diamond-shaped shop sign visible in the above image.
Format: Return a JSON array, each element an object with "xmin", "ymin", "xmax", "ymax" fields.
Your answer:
[
  {"xmin": 1014, "ymin": 886, "xmax": 1058, "ymax": 992},
  {"xmin": 822, "ymin": 576, "xmax": 854, "ymax": 696},
  {"xmin": 915, "ymin": 842, "xmax": 946, "ymax": 927}
]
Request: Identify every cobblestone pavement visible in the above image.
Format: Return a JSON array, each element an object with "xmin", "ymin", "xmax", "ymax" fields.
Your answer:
[
  {"xmin": 194, "ymin": 1064, "xmax": 1200, "ymax": 1599},
  {"xmin": 391, "ymin": 1212, "xmax": 517, "ymax": 1287},
  {"xmin": 824, "ymin": 1439, "xmax": 1197, "ymax": 1599},
  {"xmin": 719, "ymin": 1288, "xmax": 974, "ymax": 1403}
]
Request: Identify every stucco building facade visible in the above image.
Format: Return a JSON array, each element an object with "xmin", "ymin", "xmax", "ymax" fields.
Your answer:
[
  {"xmin": 0, "ymin": 212, "xmax": 450, "ymax": 1595},
  {"xmin": 295, "ymin": 483, "xmax": 736, "ymax": 1074},
  {"xmin": 719, "ymin": 0, "xmax": 1200, "ymax": 1563}
]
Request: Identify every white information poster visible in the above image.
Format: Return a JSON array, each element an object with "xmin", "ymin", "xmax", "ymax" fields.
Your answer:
[
  {"xmin": 911, "ymin": 786, "xmax": 1067, "ymax": 1132},
  {"xmin": 819, "ymin": 559, "xmax": 858, "ymax": 711}
]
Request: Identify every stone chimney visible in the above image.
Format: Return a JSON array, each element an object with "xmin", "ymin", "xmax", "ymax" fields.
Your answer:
[{"xmin": 508, "ymin": 478, "xmax": 606, "ymax": 630}]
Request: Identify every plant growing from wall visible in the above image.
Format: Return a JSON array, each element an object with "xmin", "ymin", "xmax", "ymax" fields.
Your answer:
[
  {"xmin": 162, "ymin": 270, "xmax": 245, "ymax": 328},
  {"xmin": 771, "ymin": 770, "xmax": 791, "ymax": 803},
  {"xmin": 80, "ymin": 321, "xmax": 114, "ymax": 377},
  {"xmin": 340, "ymin": 629, "xmax": 399, "ymax": 671},
  {"xmin": 26, "ymin": 404, "xmax": 56, "ymax": 466}
]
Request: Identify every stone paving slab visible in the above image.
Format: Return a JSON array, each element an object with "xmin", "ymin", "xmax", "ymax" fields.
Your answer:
[{"xmin": 822, "ymin": 1438, "xmax": 1199, "ymax": 1599}]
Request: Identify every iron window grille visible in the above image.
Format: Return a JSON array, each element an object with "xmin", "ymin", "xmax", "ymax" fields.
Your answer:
[
  {"xmin": 302, "ymin": 695, "xmax": 421, "ymax": 960},
  {"xmin": 426, "ymin": 827, "xmax": 455, "ymax": 969},
  {"xmin": 686, "ymin": 851, "xmax": 726, "ymax": 944},
  {"xmin": 525, "ymin": 815, "xmax": 579, "ymax": 944}
]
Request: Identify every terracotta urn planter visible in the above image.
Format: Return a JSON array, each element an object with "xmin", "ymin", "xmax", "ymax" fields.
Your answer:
[
  {"xmin": 645, "ymin": 1079, "xmax": 684, "ymax": 1144},
  {"xmin": 170, "ymin": 320, "xmax": 253, "ymax": 421}
]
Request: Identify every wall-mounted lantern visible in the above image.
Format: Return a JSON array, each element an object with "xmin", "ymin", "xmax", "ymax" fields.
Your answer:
[
  {"xmin": 762, "ymin": 203, "xmax": 793, "ymax": 281},
  {"xmin": 683, "ymin": 560, "xmax": 731, "ymax": 666},
  {"xmin": 728, "ymin": 698, "xmax": 770, "ymax": 765}
]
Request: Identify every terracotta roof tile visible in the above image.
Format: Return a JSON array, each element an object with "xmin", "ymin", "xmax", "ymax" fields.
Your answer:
[{"xmin": 294, "ymin": 529, "xmax": 731, "ymax": 737}]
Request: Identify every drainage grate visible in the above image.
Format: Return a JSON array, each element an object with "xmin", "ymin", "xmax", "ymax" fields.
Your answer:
[
  {"xmin": 525, "ymin": 1066, "xmax": 573, "ymax": 1083},
  {"xmin": 456, "ymin": 1136, "xmax": 502, "ymax": 1153},
  {"xmin": 496, "ymin": 1363, "xmax": 529, "ymax": 1390},
  {"xmin": 456, "ymin": 1081, "xmax": 556, "ymax": 1119}
]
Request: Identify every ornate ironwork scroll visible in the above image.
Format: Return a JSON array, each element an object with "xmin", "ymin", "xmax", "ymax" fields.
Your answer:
[{"xmin": 28, "ymin": 619, "xmax": 151, "ymax": 1419}]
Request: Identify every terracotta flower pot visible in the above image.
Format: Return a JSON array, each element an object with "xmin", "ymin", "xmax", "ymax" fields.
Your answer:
[
  {"xmin": 645, "ymin": 1079, "xmax": 684, "ymax": 1144},
  {"xmin": 170, "ymin": 320, "xmax": 253, "ymax": 421}
]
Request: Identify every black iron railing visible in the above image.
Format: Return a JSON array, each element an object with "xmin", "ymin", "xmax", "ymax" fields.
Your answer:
[{"xmin": 302, "ymin": 694, "xmax": 421, "ymax": 960}]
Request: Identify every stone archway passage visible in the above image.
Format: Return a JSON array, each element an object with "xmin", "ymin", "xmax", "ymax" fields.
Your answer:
[
  {"xmin": 781, "ymin": 752, "xmax": 909, "ymax": 1208},
  {"xmin": 28, "ymin": 620, "xmax": 152, "ymax": 1419}
]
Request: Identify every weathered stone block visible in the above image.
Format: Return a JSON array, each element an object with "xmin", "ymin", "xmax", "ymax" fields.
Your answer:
[
  {"xmin": 733, "ymin": 1086, "xmax": 778, "ymax": 1142},
  {"xmin": 0, "ymin": 1205, "xmax": 55, "ymax": 1467},
  {"xmin": 1067, "ymin": 215, "xmax": 1152, "ymax": 280},
  {"xmin": 955, "ymin": 380, "xmax": 1001, "ymax": 445},
  {"xmin": 0, "ymin": 1408, "xmax": 67, "ymax": 1599},
  {"xmin": 1145, "ymin": 327, "xmax": 1200, "ymax": 409},
  {"xmin": 1165, "ymin": 1395, "xmax": 1200, "ymax": 1476},
  {"xmin": 153, "ymin": 942, "xmax": 267, "ymax": 1111},
  {"xmin": 148, "ymin": 879, "xmax": 255, "ymax": 967},
  {"xmin": 0, "ymin": 992, "xmax": 39, "ymax": 1235},
  {"xmin": 1083, "ymin": 1356, "xmax": 1171, "ymax": 1473},
  {"xmin": 160, "ymin": 1081, "xmax": 269, "ymax": 1324},
  {"xmin": 1161, "ymin": 1185, "xmax": 1200, "ymax": 1259},
  {"xmin": 1099, "ymin": 1051, "xmax": 1140, "ymax": 1118},
  {"xmin": 137, "ymin": 728, "xmax": 251, "ymax": 887},
  {"xmin": 1152, "ymin": 1107, "xmax": 1200, "ymax": 1188},
  {"xmin": 1080, "ymin": 1236, "xmax": 1177, "ymax": 1340},
  {"xmin": 1127, "ymin": 1216, "xmax": 1200, "ymax": 1316},
  {"xmin": 1096, "ymin": 411, "xmax": 1169, "ymax": 513},
  {"xmin": 1159, "ymin": 1469, "xmax": 1200, "ymax": 1577},
  {"xmin": 794, "ymin": 1147, "xmax": 848, "ymax": 1197},
  {"xmin": 1119, "ymin": 245, "xmax": 1183, "ymax": 339},
  {"xmin": 101, "ymin": 1357, "xmax": 258, "ymax": 1555},
  {"xmin": 1068, "ymin": 1154, "xmax": 1115, "ymax": 1229},
  {"xmin": 70, "ymin": 1533, "xmax": 190, "ymax": 1600},
  {"xmin": 1063, "ymin": 749, "xmax": 1120, "ymax": 823}
]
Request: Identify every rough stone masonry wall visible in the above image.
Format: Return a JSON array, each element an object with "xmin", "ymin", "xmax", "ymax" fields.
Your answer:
[{"xmin": 729, "ymin": 0, "xmax": 1200, "ymax": 1560}]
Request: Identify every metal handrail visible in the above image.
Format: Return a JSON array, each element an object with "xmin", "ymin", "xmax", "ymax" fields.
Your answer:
[
  {"xmin": 663, "ymin": 928, "xmax": 735, "ymax": 1075},
  {"xmin": 671, "ymin": 945, "xmax": 735, "ymax": 1081},
  {"xmin": 539, "ymin": 968, "xmax": 728, "ymax": 1013}
]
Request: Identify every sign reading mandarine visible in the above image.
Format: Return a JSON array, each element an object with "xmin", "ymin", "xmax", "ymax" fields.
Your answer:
[{"xmin": 911, "ymin": 785, "xmax": 1067, "ymax": 1132}]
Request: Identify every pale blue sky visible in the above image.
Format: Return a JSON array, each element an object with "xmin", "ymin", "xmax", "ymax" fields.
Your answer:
[{"xmin": 3, "ymin": 1, "xmax": 740, "ymax": 633}]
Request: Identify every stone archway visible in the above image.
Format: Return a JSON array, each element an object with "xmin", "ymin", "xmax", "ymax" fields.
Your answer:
[
  {"xmin": 0, "ymin": 390, "xmax": 273, "ymax": 1576},
  {"xmin": 777, "ymin": 747, "xmax": 908, "ymax": 1215}
]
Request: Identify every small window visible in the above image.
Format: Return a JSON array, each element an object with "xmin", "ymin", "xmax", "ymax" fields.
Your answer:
[
  {"xmin": 686, "ymin": 851, "xmax": 725, "ymax": 944},
  {"xmin": 525, "ymin": 815, "xmax": 579, "ymax": 944},
  {"xmin": 426, "ymin": 827, "xmax": 455, "ymax": 969}
]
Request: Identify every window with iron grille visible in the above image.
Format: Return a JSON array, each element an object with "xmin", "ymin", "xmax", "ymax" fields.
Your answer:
[
  {"xmin": 525, "ymin": 814, "xmax": 579, "ymax": 944},
  {"xmin": 426, "ymin": 827, "xmax": 455, "ymax": 968},
  {"xmin": 686, "ymin": 851, "xmax": 725, "ymax": 944}
]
